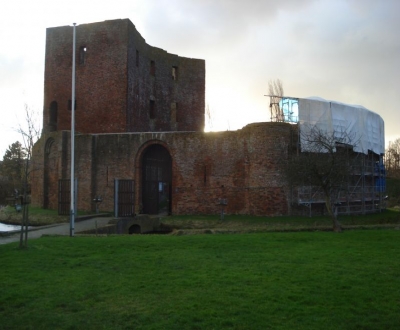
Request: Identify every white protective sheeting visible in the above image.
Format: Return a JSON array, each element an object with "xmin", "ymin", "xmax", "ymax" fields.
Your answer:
[{"xmin": 298, "ymin": 97, "xmax": 385, "ymax": 155}]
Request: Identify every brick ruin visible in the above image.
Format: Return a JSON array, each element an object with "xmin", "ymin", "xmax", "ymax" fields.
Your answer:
[
  {"xmin": 31, "ymin": 123, "xmax": 293, "ymax": 216},
  {"xmin": 43, "ymin": 19, "xmax": 205, "ymax": 135},
  {"xmin": 30, "ymin": 18, "xmax": 296, "ymax": 216},
  {"xmin": 32, "ymin": 19, "xmax": 386, "ymax": 217}
]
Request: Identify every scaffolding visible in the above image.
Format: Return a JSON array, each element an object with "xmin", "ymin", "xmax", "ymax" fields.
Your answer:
[
  {"xmin": 297, "ymin": 152, "xmax": 386, "ymax": 216},
  {"xmin": 265, "ymin": 94, "xmax": 386, "ymax": 216},
  {"xmin": 267, "ymin": 95, "xmax": 299, "ymax": 124}
]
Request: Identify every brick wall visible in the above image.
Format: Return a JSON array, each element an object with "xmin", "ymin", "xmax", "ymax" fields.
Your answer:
[
  {"xmin": 32, "ymin": 122, "xmax": 293, "ymax": 216},
  {"xmin": 35, "ymin": 19, "xmax": 289, "ymax": 216},
  {"xmin": 42, "ymin": 19, "xmax": 205, "ymax": 135}
]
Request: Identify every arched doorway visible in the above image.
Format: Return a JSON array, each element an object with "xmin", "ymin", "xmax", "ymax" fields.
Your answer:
[{"xmin": 142, "ymin": 144, "xmax": 172, "ymax": 215}]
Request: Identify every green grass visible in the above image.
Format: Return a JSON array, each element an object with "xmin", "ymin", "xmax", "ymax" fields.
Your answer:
[
  {"xmin": 1, "ymin": 230, "xmax": 400, "ymax": 329},
  {"xmin": 0, "ymin": 205, "xmax": 68, "ymax": 226},
  {"xmin": 161, "ymin": 209, "xmax": 400, "ymax": 233},
  {"xmin": 1, "ymin": 205, "xmax": 61, "ymax": 216},
  {"xmin": 2, "ymin": 205, "xmax": 399, "ymax": 232},
  {"xmin": 0, "ymin": 206, "xmax": 108, "ymax": 227},
  {"xmin": 26, "ymin": 206, "xmax": 60, "ymax": 216}
]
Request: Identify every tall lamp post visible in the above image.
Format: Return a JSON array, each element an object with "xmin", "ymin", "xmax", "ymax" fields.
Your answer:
[{"xmin": 70, "ymin": 23, "xmax": 77, "ymax": 237}]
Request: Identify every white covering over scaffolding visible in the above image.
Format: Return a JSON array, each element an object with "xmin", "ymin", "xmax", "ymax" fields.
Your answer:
[{"xmin": 298, "ymin": 97, "xmax": 385, "ymax": 155}]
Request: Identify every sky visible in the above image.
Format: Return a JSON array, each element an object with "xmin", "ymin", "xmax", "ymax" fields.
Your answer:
[{"xmin": 0, "ymin": 0, "xmax": 399, "ymax": 157}]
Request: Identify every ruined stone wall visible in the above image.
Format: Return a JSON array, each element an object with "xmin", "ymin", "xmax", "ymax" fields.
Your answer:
[
  {"xmin": 126, "ymin": 23, "xmax": 205, "ymax": 132},
  {"xmin": 43, "ymin": 20, "xmax": 130, "ymax": 135},
  {"xmin": 169, "ymin": 123, "xmax": 291, "ymax": 215},
  {"xmin": 32, "ymin": 122, "xmax": 292, "ymax": 216},
  {"xmin": 42, "ymin": 19, "xmax": 205, "ymax": 135}
]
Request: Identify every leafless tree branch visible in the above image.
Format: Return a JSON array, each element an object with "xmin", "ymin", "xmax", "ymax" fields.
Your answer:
[{"xmin": 287, "ymin": 125, "xmax": 361, "ymax": 232}]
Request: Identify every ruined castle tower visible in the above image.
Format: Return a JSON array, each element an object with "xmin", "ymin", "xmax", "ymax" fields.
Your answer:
[
  {"xmin": 42, "ymin": 19, "xmax": 205, "ymax": 135},
  {"xmin": 32, "ymin": 19, "xmax": 294, "ymax": 217}
]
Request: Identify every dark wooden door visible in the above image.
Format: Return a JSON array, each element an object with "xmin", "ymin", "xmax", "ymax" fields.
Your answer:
[{"xmin": 142, "ymin": 145, "xmax": 172, "ymax": 214}]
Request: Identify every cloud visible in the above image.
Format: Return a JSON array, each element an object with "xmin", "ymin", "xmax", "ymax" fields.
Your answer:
[
  {"xmin": 0, "ymin": 0, "xmax": 398, "ymax": 154},
  {"xmin": 139, "ymin": 0, "xmax": 318, "ymax": 55}
]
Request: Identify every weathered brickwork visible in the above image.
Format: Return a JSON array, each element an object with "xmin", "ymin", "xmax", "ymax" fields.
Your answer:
[
  {"xmin": 42, "ymin": 19, "xmax": 205, "ymax": 135},
  {"xmin": 31, "ymin": 122, "xmax": 293, "ymax": 216},
  {"xmin": 33, "ymin": 19, "xmax": 294, "ymax": 216}
]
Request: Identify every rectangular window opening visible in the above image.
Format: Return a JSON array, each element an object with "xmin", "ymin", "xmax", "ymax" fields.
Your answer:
[
  {"xmin": 68, "ymin": 99, "xmax": 77, "ymax": 111},
  {"xmin": 150, "ymin": 60, "xmax": 155, "ymax": 76},
  {"xmin": 149, "ymin": 100, "xmax": 155, "ymax": 119},
  {"xmin": 172, "ymin": 66, "xmax": 178, "ymax": 80},
  {"xmin": 175, "ymin": 102, "xmax": 180, "ymax": 122},
  {"xmin": 49, "ymin": 101, "xmax": 58, "ymax": 124},
  {"xmin": 170, "ymin": 102, "xmax": 177, "ymax": 122},
  {"xmin": 79, "ymin": 46, "xmax": 87, "ymax": 65}
]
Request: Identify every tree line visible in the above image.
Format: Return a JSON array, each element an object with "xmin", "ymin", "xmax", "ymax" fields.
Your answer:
[
  {"xmin": 0, "ymin": 105, "xmax": 40, "ymax": 248},
  {"xmin": 0, "ymin": 141, "xmax": 27, "ymax": 205},
  {"xmin": 385, "ymin": 138, "xmax": 400, "ymax": 178}
]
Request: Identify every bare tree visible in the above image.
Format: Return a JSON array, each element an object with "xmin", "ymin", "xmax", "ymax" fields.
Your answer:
[
  {"xmin": 205, "ymin": 104, "xmax": 213, "ymax": 131},
  {"xmin": 16, "ymin": 104, "xmax": 41, "ymax": 248},
  {"xmin": 268, "ymin": 79, "xmax": 284, "ymax": 96},
  {"xmin": 287, "ymin": 126, "xmax": 359, "ymax": 232},
  {"xmin": 385, "ymin": 138, "xmax": 400, "ymax": 178},
  {"xmin": 268, "ymin": 79, "xmax": 284, "ymax": 122}
]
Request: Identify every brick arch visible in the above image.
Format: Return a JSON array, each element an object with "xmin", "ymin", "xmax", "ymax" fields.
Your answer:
[
  {"xmin": 44, "ymin": 137, "xmax": 55, "ymax": 154},
  {"xmin": 134, "ymin": 140, "xmax": 172, "ymax": 168},
  {"xmin": 134, "ymin": 140, "xmax": 173, "ymax": 215}
]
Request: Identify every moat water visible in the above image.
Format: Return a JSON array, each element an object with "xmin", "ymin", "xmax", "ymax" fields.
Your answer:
[{"xmin": 0, "ymin": 222, "xmax": 23, "ymax": 232}]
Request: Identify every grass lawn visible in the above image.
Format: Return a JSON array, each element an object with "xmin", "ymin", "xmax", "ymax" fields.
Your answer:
[
  {"xmin": 1, "ymin": 230, "xmax": 400, "ymax": 329},
  {"xmin": 0, "ymin": 206, "xmax": 68, "ymax": 226},
  {"xmin": 161, "ymin": 209, "xmax": 400, "ymax": 233},
  {"xmin": 0, "ymin": 206, "xmax": 101, "ymax": 227}
]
